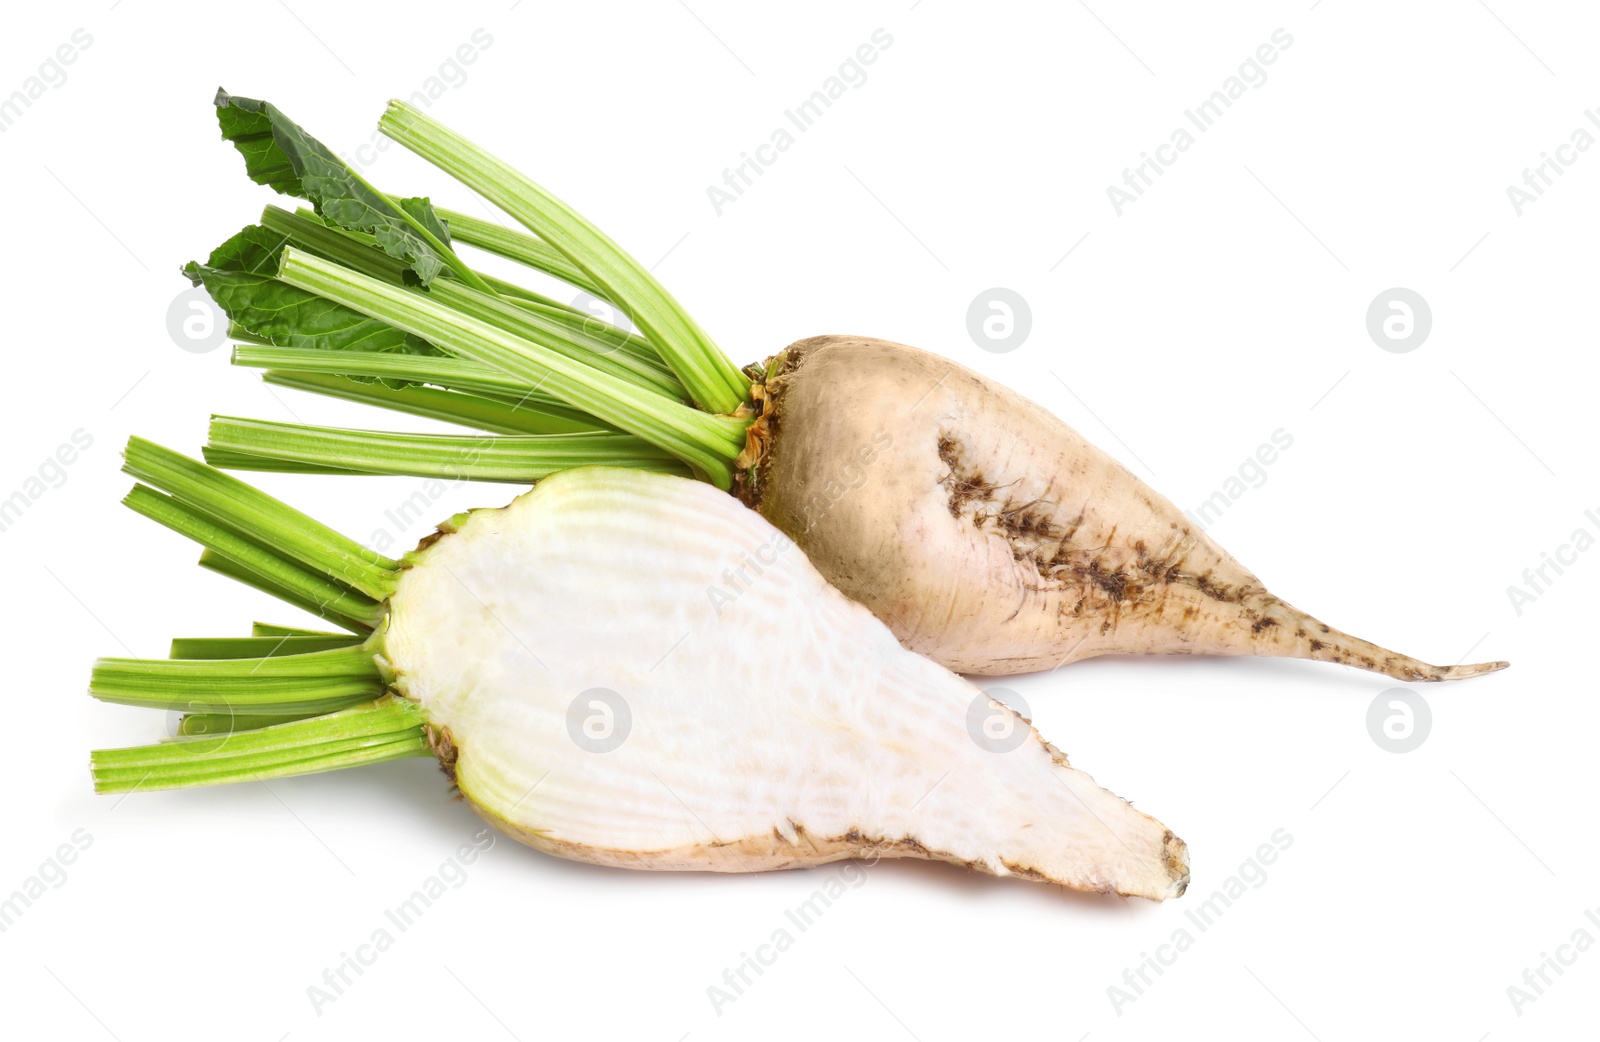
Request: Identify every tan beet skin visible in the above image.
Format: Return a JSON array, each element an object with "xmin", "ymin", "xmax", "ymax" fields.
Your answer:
[{"xmin": 753, "ymin": 335, "xmax": 1507, "ymax": 681}]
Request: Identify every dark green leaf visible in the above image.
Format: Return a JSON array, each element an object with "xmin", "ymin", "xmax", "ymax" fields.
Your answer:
[
  {"xmin": 214, "ymin": 95, "xmax": 302, "ymax": 195},
  {"xmin": 213, "ymin": 89, "xmax": 448, "ymax": 285},
  {"xmin": 396, "ymin": 197, "xmax": 451, "ymax": 247},
  {"xmin": 184, "ymin": 225, "xmax": 435, "ymax": 356}
]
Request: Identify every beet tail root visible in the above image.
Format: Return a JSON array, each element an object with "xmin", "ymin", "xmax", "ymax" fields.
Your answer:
[
  {"xmin": 1251, "ymin": 597, "xmax": 1509, "ymax": 682},
  {"xmin": 753, "ymin": 336, "xmax": 1511, "ymax": 682}
]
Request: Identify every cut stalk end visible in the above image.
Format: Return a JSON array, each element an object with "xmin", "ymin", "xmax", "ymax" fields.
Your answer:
[
  {"xmin": 123, "ymin": 437, "xmax": 399, "ymax": 601},
  {"xmin": 91, "ymin": 696, "xmax": 429, "ymax": 794},
  {"xmin": 90, "ymin": 644, "xmax": 383, "ymax": 715}
]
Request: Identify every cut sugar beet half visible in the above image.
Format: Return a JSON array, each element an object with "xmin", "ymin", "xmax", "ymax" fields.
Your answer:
[
  {"xmin": 90, "ymin": 440, "xmax": 1190, "ymax": 901},
  {"xmin": 189, "ymin": 91, "xmax": 1507, "ymax": 683}
]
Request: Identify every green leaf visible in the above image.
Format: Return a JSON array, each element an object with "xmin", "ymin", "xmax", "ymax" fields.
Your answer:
[
  {"xmin": 183, "ymin": 224, "xmax": 435, "ymax": 355},
  {"xmin": 214, "ymin": 90, "xmax": 463, "ymax": 287},
  {"xmin": 203, "ymin": 222, "xmax": 288, "ymax": 275},
  {"xmin": 396, "ymin": 196, "xmax": 452, "ymax": 247},
  {"xmin": 214, "ymin": 94, "xmax": 302, "ymax": 195}
]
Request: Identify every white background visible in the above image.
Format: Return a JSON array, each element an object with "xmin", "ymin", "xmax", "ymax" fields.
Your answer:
[{"xmin": 2, "ymin": 1, "xmax": 1595, "ymax": 1039}]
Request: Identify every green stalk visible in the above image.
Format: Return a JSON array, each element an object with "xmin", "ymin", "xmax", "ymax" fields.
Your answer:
[
  {"xmin": 127, "ymin": 486, "xmax": 385, "ymax": 629},
  {"xmin": 435, "ymin": 207, "xmax": 610, "ymax": 300},
  {"xmin": 104, "ymin": 645, "xmax": 374, "ymax": 677},
  {"xmin": 237, "ymin": 345, "xmax": 569, "ymax": 412},
  {"xmin": 91, "ymin": 683, "xmax": 376, "ymax": 716},
  {"xmin": 90, "ymin": 645, "xmax": 382, "ymax": 715},
  {"xmin": 177, "ymin": 711, "xmax": 319, "ymax": 736},
  {"xmin": 290, "ymin": 206, "xmax": 660, "ymax": 361},
  {"xmin": 197, "ymin": 550, "xmax": 376, "ymax": 634},
  {"xmin": 199, "ymin": 450, "xmax": 355, "ymax": 475},
  {"xmin": 238, "ymin": 345, "xmax": 544, "ymax": 399},
  {"xmin": 91, "ymin": 696, "xmax": 429, "ymax": 793},
  {"xmin": 268, "ymin": 205, "xmax": 679, "ymax": 398},
  {"xmin": 488, "ymin": 284, "xmax": 665, "ymax": 364},
  {"xmin": 170, "ymin": 634, "xmax": 364, "ymax": 659},
  {"xmin": 259, "ymin": 368, "xmax": 609, "ymax": 436},
  {"xmin": 302, "ymin": 146, "xmax": 492, "ymax": 296},
  {"xmin": 90, "ymin": 446, "xmax": 434, "ymax": 793},
  {"xmin": 261, "ymin": 204, "xmax": 411, "ymax": 284},
  {"xmin": 296, "ymin": 205, "xmax": 586, "ymax": 318},
  {"xmin": 125, "ymin": 437, "xmax": 398, "ymax": 600},
  {"xmin": 253, "ymin": 623, "xmax": 350, "ymax": 638},
  {"xmin": 378, "ymin": 101, "xmax": 751, "ymax": 414},
  {"xmin": 207, "ymin": 416, "xmax": 691, "ymax": 483},
  {"xmin": 474, "ymin": 271, "xmax": 596, "ymax": 319},
  {"xmin": 427, "ymin": 278, "xmax": 685, "ymax": 399},
  {"xmin": 277, "ymin": 248, "xmax": 747, "ymax": 488}
]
